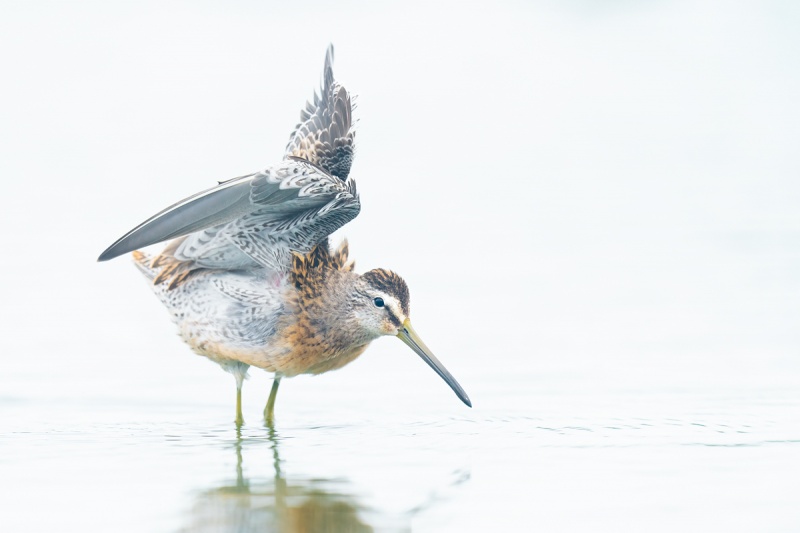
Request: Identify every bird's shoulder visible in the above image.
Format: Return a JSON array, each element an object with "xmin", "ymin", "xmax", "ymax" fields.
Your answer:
[{"xmin": 289, "ymin": 239, "xmax": 355, "ymax": 296}]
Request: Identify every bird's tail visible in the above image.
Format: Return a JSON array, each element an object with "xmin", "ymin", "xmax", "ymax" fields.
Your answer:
[
  {"xmin": 132, "ymin": 250, "xmax": 158, "ymax": 281},
  {"xmin": 131, "ymin": 250, "xmax": 186, "ymax": 323},
  {"xmin": 132, "ymin": 249, "xmax": 199, "ymax": 291}
]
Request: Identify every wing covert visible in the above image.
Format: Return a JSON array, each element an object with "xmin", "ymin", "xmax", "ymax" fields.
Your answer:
[{"xmin": 99, "ymin": 158, "xmax": 360, "ymax": 278}]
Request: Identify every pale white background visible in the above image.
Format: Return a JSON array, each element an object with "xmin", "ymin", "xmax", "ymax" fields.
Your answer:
[{"xmin": 1, "ymin": 1, "xmax": 799, "ymax": 531}]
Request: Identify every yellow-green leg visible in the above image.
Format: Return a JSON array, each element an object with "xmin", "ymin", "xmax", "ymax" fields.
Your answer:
[
  {"xmin": 235, "ymin": 385, "xmax": 244, "ymax": 426},
  {"xmin": 264, "ymin": 376, "xmax": 281, "ymax": 423},
  {"xmin": 234, "ymin": 372, "xmax": 245, "ymax": 427}
]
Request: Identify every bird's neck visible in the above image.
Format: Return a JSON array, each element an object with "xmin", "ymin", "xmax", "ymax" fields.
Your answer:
[
  {"xmin": 299, "ymin": 275, "xmax": 373, "ymax": 352},
  {"xmin": 277, "ymin": 269, "xmax": 375, "ymax": 373}
]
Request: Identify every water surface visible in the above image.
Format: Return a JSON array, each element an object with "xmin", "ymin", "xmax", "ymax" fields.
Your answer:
[{"xmin": 2, "ymin": 1, "xmax": 800, "ymax": 531}]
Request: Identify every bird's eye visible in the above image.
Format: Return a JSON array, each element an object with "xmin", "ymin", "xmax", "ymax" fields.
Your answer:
[{"xmin": 373, "ymin": 297, "xmax": 385, "ymax": 308}]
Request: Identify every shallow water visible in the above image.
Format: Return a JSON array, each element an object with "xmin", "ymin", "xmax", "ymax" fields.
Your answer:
[
  {"xmin": 3, "ymin": 364, "xmax": 799, "ymax": 532},
  {"xmin": 3, "ymin": 1, "xmax": 800, "ymax": 531}
]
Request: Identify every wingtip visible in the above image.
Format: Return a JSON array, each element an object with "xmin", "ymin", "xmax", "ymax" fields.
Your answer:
[
  {"xmin": 461, "ymin": 394, "xmax": 473, "ymax": 408},
  {"xmin": 97, "ymin": 244, "xmax": 125, "ymax": 262}
]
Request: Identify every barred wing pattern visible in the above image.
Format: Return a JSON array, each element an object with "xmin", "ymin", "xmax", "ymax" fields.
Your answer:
[
  {"xmin": 169, "ymin": 159, "xmax": 359, "ymax": 272},
  {"xmin": 284, "ymin": 45, "xmax": 355, "ymax": 181},
  {"xmin": 98, "ymin": 46, "xmax": 361, "ymax": 276}
]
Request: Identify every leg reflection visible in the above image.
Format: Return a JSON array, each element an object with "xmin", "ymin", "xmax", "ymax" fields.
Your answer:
[{"xmin": 181, "ymin": 424, "xmax": 374, "ymax": 532}]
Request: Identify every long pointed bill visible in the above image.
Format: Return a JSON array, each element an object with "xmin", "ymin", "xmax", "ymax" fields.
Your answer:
[{"xmin": 396, "ymin": 319, "xmax": 472, "ymax": 407}]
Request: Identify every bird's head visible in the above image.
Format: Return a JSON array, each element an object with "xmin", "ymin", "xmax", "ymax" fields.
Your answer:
[{"xmin": 353, "ymin": 268, "xmax": 471, "ymax": 407}]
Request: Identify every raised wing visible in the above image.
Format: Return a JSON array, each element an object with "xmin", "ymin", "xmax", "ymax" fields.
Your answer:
[
  {"xmin": 98, "ymin": 46, "xmax": 361, "ymax": 285},
  {"xmin": 97, "ymin": 174, "xmax": 254, "ymax": 262},
  {"xmin": 284, "ymin": 44, "xmax": 355, "ymax": 181},
  {"xmin": 98, "ymin": 158, "xmax": 360, "ymax": 275}
]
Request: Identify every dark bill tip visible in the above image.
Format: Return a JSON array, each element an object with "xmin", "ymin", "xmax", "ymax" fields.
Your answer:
[{"xmin": 396, "ymin": 320, "xmax": 472, "ymax": 408}]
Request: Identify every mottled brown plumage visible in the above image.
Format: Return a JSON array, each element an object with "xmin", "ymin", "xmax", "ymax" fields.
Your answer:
[
  {"xmin": 290, "ymin": 238, "xmax": 354, "ymax": 292},
  {"xmin": 149, "ymin": 238, "xmax": 200, "ymax": 289},
  {"xmin": 275, "ymin": 239, "xmax": 369, "ymax": 376},
  {"xmin": 100, "ymin": 45, "xmax": 471, "ymax": 425}
]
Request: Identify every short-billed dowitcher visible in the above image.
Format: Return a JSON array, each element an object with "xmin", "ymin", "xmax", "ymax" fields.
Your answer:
[{"xmin": 98, "ymin": 46, "xmax": 471, "ymax": 424}]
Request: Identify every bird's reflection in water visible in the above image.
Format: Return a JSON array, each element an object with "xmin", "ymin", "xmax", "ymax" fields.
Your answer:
[{"xmin": 180, "ymin": 424, "xmax": 373, "ymax": 533}]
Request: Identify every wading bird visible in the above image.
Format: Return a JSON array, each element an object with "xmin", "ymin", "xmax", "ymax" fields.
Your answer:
[{"xmin": 98, "ymin": 46, "xmax": 471, "ymax": 424}]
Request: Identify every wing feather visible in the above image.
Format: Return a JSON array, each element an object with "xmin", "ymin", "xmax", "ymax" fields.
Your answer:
[
  {"xmin": 99, "ymin": 159, "xmax": 360, "ymax": 275},
  {"xmin": 99, "ymin": 45, "xmax": 361, "ymax": 287},
  {"xmin": 284, "ymin": 45, "xmax": 355, "ymax": 180}
]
